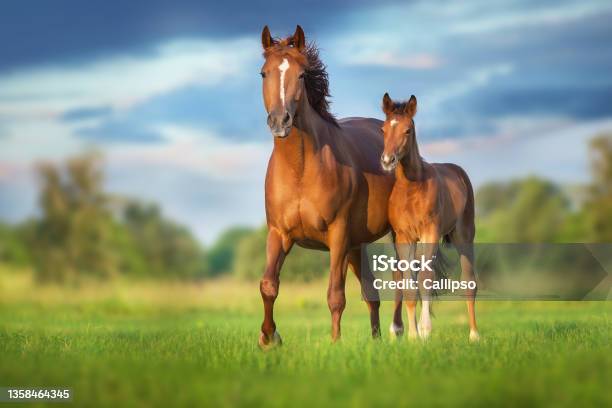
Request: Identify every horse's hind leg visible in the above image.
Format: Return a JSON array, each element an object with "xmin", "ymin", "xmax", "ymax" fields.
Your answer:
[
  {"xmin": 259, "ymin": 228, "xmax": 292, "ymax": 349},
  {"xmin": 348, "ymin": 248, "xmax": 381, "ymax": 338},
  {"xmin": 450, "ymin": 224, "xmax": 479, "ymax": 342}
]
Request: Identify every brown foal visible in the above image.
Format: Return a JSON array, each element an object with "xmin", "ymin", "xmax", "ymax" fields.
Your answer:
[
  {"xmin": 380, "ymin": 93, "xmax": 480, "ymax": 341},
  {"xmin": 258, "ymin": 25, "xmax": 398, "ymax": 348}
]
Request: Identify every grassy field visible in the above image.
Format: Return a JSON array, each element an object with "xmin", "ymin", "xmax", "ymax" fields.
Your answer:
[{"xmin": 0, "ymin": 267, "xmax": 610, "ymax": 407}]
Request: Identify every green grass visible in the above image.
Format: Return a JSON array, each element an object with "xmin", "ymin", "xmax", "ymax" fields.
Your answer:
[{"xmin": 0, "ymin": 269, "xmax": 610, "ymax": 407}]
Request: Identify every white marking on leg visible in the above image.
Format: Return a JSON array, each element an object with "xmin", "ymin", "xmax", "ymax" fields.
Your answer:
[
  {"xmin": 469, "ymin": 330, "xmax": 480, "ymax": 342},
  {"xmin": 419, "ymin": 300, "xmax": 432, "ymax": 339},
  {"xmin": 390, "ymin": 119, "xmax": 398, "ymax": 127},
  {"xmin": 278, "ymin": 58, "xmax": 290, "ymax": 107},
  {"xmin": 389, "ymin": 322, "xmax": 404, "ymax": 339}
]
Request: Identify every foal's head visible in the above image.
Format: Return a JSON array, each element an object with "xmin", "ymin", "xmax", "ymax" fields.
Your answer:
[
  {"xmin": 380, "ymin": 93, "xmax": 418, "ymax": 172},
  {"xmin": 260, "ymin": 25, "xmax": 336, "ymax": 138}
]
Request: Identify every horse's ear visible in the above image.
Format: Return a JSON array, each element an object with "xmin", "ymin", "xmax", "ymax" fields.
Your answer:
[
  {"xmin": 262, "ymin": 25, "xmax": 274, "ymax": 50},
  {"xmin": 406, "ymin": 95, "xmax": 417, "ymax": 116},
  {"xmin": 382, "ymin": 93, "xmax": 394, "ymax": 115},
  {"xmin": 292, "ymin": 25, "xmax": 306, "ymax": 51}
]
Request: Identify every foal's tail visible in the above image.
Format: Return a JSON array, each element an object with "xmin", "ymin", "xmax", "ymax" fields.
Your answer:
[{"xmin": 455, "ymin": 164, "xmax": 476, "ymax": 238}]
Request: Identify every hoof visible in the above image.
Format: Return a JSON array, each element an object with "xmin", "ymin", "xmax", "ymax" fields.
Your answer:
[
  {"xmin": 389, "ymin": 322, "xmax": 404, "ymax": 340},
  {"xmin": 372, "ymin": 327, "xmax": 382, "ymax": 339},
  {"xmin": 469, "ymin": 330, "xmax": 480, "ymax": 343},
  {"xmin": 418, "ymin": 323, "xmax": 431, "ymax": 340},
  {"xmin": 258, "ymin": 331, "xmax": 282, "ymax": 350}
]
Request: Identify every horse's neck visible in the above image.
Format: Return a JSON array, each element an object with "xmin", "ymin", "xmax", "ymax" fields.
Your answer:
[
  {"xmin": 272, "ymin": 99, "xmax": 333, "ymax": 175},
  {"xmin": 397, "ymin": 141, "xmax": 425, "ymax": 183}
]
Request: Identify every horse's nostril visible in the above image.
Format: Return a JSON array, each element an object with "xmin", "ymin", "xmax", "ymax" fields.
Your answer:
[
  {"xmin": 282, "ymin": 112, "xmax": 291, "ymax": 125},
  {"xmin": 381, "ymin": 154, "xmax": 397, "ymax": 167},
  {"xmin": 267, "ymin": 114, "xmax": 274, "ymax": 127}
]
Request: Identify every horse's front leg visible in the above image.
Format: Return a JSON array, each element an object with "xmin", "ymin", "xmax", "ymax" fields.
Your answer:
[
  {"xmin": 259, "ymin": 227, "xmax": 292, "ymax": 349},
  {"xmin": 328, "ymin": 225, "xmax": 349, "ymax": 342},
  {"xmin": 417, "ymin": 230, "xmax": 440, "ymax": 340},
  {"xmin": 395, "ymin": 237, "xmax": 418, "ymax": 339}
]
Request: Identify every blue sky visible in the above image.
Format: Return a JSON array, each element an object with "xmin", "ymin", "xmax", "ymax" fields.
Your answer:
[{"xmin": 1, "ymin": 0, "xmax": 611, "ymax": 243}]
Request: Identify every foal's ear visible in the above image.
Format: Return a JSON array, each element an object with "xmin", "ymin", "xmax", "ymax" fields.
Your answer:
[
  {"xmin": 406, "ymin": 95, "xmax": 417, "ymax": 116},
  {"xmin": 291, "ymin": 25, "xmax": 306, "ymax": 51},
  {"xmin": 262, "ymin": 25, "xmax": 274, "ymax": 50},
  {"xmin": 382, "ymin": 93, "xmax": 394, "ymax": 115}
]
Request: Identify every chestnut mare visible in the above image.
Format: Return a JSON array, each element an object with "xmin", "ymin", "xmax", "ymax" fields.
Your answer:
[
  {"xmin": 380, "ymin": 93, "xmax": 480, "ymax": 342},
  {"xmin": 258, "ymin": 25, "xmax": 399, "ymax": 348}
]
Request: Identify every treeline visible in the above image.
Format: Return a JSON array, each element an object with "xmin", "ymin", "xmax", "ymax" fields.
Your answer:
[
  {"xmin": 0, "ymin": 135, "xmax": 610, "ymax": 283},
  {"xmin": 477, "ymin": 134, "xmax": 611, "ymax": 243},
  {"xmin": 0, "ymin": 153, "xmax": 206, "ymax": 283}
]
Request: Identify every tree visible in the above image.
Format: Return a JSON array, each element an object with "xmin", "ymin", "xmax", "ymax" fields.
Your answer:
[
  {"xmin": 584, "ymin": 134, "xmax": 612, "ymax": 241},
  {"xmin": 29, "ymin": 152, "xmax": 207, "ymax": 282},
  {"xmin": 121, "ymin": 201, "xmax": 207, "ymax": 279},
  {"xmin": 476, "ymin": 177, "xmax": 569, "ymax": 242},
  {"xmin": 32, "ymin": 152, "xmax": 117, "ymax": 282},
  {"xmin": 234, "ymin": 225, "xmax": 329, "ymax": 282},
  {"xmin": 0, "ymin": 222, "xmax": 30, "ymax": 265},
  {"xmin": 207, "ymin": 227, "xmax": 253, "ymax": 276}
]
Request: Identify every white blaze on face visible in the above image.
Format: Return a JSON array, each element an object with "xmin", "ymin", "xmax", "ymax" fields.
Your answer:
[
  {"xmin": 278, "ymin": 58, "xmax": 290, "ymax": 107},
  {"xmin": 390, "ymin": 119, "xmax": 398, "ymax": 127}
]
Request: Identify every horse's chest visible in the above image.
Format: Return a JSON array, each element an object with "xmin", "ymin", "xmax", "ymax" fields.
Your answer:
[
  {"xmin": 266, "ymin": 179, "xmax": 340, "ymax": 239},
  {"xmin": 389, "ymin": 186, "xmax": 430, "ymax": 240}
]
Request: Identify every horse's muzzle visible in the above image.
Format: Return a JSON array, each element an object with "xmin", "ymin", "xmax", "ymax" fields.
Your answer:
[
  {"xmin": 268, "ymin": 111, "xmax": 293, "ymax": 138},
  {"xmin": 380, "ymin": 154, "xmax": 398, "ymax": 172}
]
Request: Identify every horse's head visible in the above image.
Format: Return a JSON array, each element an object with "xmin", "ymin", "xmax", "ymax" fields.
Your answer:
[
  {"xmin": 260, "ymin": 25, "xmax": 309, "ymax": 138},
  {"xmin": 380, "ymin": 93, "xmax": 417, "ymax": 172}
]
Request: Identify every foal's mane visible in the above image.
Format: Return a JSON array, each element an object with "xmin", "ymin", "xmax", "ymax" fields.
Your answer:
[
  {"xmin": 264, "ymin": 37, "xmax": 338, "ymax": 127},
  {"xmin": 388, "ymin": 101, "xmax": 412, "ymax": 115}
]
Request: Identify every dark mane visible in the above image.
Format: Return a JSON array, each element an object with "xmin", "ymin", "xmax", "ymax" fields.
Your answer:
[
  {"xmin": 302, "ymin": 42, "xmax": 338, "ymax": 127},
  {"xmin": 264, "ymin": 38, "xmax": 339, "ymax": 127}
]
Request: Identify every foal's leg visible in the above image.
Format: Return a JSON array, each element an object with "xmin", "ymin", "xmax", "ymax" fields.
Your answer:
[
  {"xmin": 259, "ymin": 228, "xmax": 292, "ymax": 349},
  {"xmin": 389, "ymin": 232, "xmax": 404, "ymax": 338},
  {"xmin": 450, "ymin": 227, "xmax": 479, "ymax": 342},
  {"xmin": 348, "ymin": 248, "xmax": 381, "ymax": 338},
  {"xmin": 395, "ymin": 237, "xmax": 419, "ymax": 339},
  {"xmin": 418, "ymin": 230, "xmax": 440, "ymax": 340},
  {"xmin": 390, "ymin": 277, "xmax": 404, "ymax": 338},
  {"xmin": 328, "ymin": 225, "xmax": 350, "ymax": 341}
]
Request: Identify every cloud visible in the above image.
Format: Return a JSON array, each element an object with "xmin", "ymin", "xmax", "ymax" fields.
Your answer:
[
  {"xmin": 78, "ymin": 119, "xmax": 165, "ymax": 143},
  {"xmin": 0, "ymin": 37, "xmax": 259, "ymax": 119},
  {"xmin": 422, "ymin": 117, "xmax": 612, "ymax": 187},
  {"xmin": 61, "ymin": 106, "xmax": 114, "ymax": 122},
  {"xmin": 107, "ymin": 124, "xmax": 270, "ymax": 181},
  {"xmin": 449, "ymin": 1, "xmax": 612, "ymax": 34},
  {"xmin": 343, "ymin": 51, "xmax": 442, "ymax": 70}
]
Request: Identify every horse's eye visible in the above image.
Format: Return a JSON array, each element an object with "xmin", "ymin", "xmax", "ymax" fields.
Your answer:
[
  {"xmin": 260, "ymin": 72, "xmax": 266, "ymax": 78},
  {"xmin": 406, "ymin": 128, "xmax": 412, "ymax": 134},
  {"xmin": 299, "ymin": 72, "xmax": 305, "ymax": 79}
]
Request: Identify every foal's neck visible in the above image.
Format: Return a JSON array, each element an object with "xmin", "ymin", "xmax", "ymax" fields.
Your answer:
[{"xmin": 396, "ymin": 141, "xmax": 424, "ymax": 183}]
